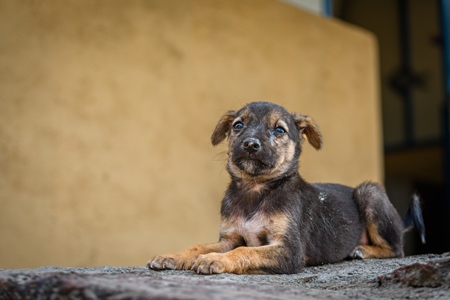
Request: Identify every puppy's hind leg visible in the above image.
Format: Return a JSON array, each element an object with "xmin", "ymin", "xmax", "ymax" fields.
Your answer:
[{"xmin": 351, "ymin": 182, "xmax": 405, "ymax": 259}]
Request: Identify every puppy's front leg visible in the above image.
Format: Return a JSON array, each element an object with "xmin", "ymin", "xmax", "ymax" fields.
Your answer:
[
  {"xmin": 192, "ymin": 244, "xmax": 295, "ymax": 274},
  {"xmin": 147, "ymin": 242, "xmax": 233, "ymax": 271}
]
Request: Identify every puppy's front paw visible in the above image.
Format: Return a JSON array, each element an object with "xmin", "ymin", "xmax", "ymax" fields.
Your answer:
[
  {"xmin": 147, "ymin": 255, "xmax": 176, "ymax": 270},
  {"xmin": 191, "ymin": 253, "xmax": 231, "ymax": 275},
  {"xmin": 350, "ymin": 247, "xmax": 365, "ymax": 259},
  {"xmin": 147, "ymin": 254, "xmax": 194, "ymax": 271}
]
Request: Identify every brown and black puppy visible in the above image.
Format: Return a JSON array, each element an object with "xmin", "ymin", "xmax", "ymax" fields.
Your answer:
[{"xmin": 147, "ymin": 101, "xmax": 425, "ymax": 274}]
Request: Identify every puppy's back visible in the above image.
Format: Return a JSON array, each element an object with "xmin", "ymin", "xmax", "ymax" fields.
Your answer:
[{"xmin": 303, "ymin": 183, "xmax": 363, "ymax": 265}]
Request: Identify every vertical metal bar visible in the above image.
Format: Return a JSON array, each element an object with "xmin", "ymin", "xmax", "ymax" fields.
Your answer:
[
  {"xmin": 398, "ymin": 0, "xmax": 415, "ymax": 146},
  {"xmin": 441, "ymin": 0, "xmax": 450, "ymax": 95},
  {"xmin": 322, "ymin": 0, "xmax": 333, "ymax": 17},
  {"xmin": 323, "ymin": 0, "xmax": 333, "ymax": 17},
  {"xmin": 439, "ymin": 0, "xmax": 450, "ymax": 250}
]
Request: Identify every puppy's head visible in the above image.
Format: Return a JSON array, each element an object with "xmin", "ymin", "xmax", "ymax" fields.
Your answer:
[{"xmin": 211, "ymin": 101, "xmax": 322, "ymax": 182}]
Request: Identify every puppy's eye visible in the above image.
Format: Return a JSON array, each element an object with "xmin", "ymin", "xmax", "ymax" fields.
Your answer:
[
  {"xmin": 275, "ymin": 127, "xmax": 286, "ymax": 134},
  {"xmin": 233, "ymin": 122, "xmax": 244, "ymax": 131}
]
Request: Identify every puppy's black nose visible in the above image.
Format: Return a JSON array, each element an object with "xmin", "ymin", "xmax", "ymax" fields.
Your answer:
[{"xmin": 242, "ymin": 138, "xmax": 261, "ymax": 153}]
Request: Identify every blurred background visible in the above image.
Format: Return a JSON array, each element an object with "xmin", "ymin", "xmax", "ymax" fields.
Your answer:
[{"xmin": 0, "ymin": 0, "xmax": 448, "ymax": 268}]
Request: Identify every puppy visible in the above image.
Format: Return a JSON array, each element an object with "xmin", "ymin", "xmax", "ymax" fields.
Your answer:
[{"xmin": 147, "ymin": 101, "xmax": 425, "ymax": 274}]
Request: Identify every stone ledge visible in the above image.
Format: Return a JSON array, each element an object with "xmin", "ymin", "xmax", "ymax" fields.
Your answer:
[{"xmin": 1, "ymin": 253, "xmax": 449, "ymax": 299}]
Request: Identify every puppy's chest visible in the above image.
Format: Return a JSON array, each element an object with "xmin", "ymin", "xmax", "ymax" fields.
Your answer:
[{"xmin": 221, "ymin": 213, "xmax": 287, "ymax": 247}]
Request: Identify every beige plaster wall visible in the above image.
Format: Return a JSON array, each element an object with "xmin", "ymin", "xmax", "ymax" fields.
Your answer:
[{"xmin": 0, "ymin": 0, "xmax": 381, "ymax": 268}]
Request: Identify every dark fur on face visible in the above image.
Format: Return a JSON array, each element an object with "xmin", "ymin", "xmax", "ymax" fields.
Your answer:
[
  {"xmin": 211, "ymin": 103, "xmax": 321, "ymax": 184},
  {"xmin": 147, "ymin": 101, "xmax": 425, "ymax": 274}
]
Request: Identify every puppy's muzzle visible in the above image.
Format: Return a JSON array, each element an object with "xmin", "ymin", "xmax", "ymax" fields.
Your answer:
[{"xmin": 242, "ymin": 138, "xmax": 261, "ymax": 154}]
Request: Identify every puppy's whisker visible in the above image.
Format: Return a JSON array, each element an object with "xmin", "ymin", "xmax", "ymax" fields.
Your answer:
[{"xmin": 213, "ymin": 151, "xmax": 228, "ymax": 162}]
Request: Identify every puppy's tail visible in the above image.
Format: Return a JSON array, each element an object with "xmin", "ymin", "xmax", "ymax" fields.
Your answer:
[{"xmin": 402, "ymin": 193, "xmax": 426, "ymax": 244}]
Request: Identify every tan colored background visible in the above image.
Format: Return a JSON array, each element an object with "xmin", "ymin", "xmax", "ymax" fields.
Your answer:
[{"xmin": 0, "ymin": 0, "xmax": 381, "ymax": 268}]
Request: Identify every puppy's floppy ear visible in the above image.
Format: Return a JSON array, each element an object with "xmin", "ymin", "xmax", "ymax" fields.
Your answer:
[
  {"xmin": 211, "ymin": 110, "xmax": 236, "ymax": 146},
  {"xmin": 292, "ymin": 113, "xmax": 323, "ymax": 150}
]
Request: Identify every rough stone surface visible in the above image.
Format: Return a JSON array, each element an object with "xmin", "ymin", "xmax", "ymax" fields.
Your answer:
[
  {"xmin": 1, "ymin": 253, "xmax": 450, "ymax": 299},
  {"xmin": 379, "ymin": 256, "xmax": 450, "ymax": 288}
]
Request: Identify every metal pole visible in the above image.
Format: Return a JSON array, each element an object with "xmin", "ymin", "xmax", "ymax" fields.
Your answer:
[
  {"xmin": 439, "ymin": 0, "xmax": 450, "ymax": 251},
  {"xmin": 398, "ymin": 0, "xmax": 415, "ymax": 146}
]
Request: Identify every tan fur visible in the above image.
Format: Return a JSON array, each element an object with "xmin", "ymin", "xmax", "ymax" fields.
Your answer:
[
  {"xmin": 211, "ymin": 110, "xmax": 236, "ymax": 146},
  {"xmin": 354, "ymin": 222, "xmax": 397, "ymax": 258},
  {"xmin": 221, "ymin": 212, "xmax": 289, "ymax": 247},
  {"xmin": 192, "ymin": 213, "xmax": 291, "ymax": 274},
  {"xmin": 149, "ymin": 213, "xmax": 291, "ymax": 274},
  {"xmin": 148, "ymin": 242, "xmax": 235, "ymax": 271},
  {"xmin": 192, "ymin": 244, "xmax": 287, "ymax": 274},
  {"xmin": 292, "ymin": 113, "xmax": 322, "ymax": 150}
]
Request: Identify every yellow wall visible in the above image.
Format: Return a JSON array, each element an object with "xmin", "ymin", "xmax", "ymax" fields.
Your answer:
[{"xmin": 0, "ymin": 0, "xmax": 381, "ymax": 268}]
